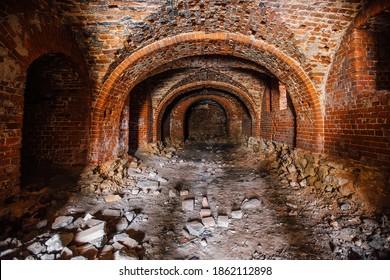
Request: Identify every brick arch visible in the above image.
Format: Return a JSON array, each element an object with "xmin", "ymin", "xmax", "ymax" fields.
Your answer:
[
  {"xmin": 154, "ymin": 81, "xmax": 259, "ymax": 141},
  {"xmin": 169, "ymin": 94, "xmax": 243, "ymax": 142},
  {"xmin": 92, "ymin": 32, "xmax": 323, "ymax": 163}
]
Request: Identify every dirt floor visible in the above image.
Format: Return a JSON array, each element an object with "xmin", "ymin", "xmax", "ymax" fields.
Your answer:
[{"xmin": 0, "ymin": 142, "xmax": 389, "ymax": 260}]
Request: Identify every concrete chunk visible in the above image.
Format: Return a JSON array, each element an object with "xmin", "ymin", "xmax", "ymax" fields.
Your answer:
[
  {"xmin": 241, "ymin": 198, "xmax": 261, "ymax": 210},
  {"xmin": 101, "ymin": 209, "xmax": 121, "ymax": 217},
  {"xmin": 186, "ymin": 221, "xmax": 205, "ymax": 237},
  {"xmin": 182, "ymin": 199, "xmax": 194, "ymax": 211},
  {"xmin": 200, "ymin": 209, "xmax": 212, "ymax": 217},
  {"xmin": 74, "ymin": 222, "xmax": 106, "ymax": 245},
  {"xmin": 27, "ymin": 242, "xmax": 46, "ymax": 255},
  {"xmin": 218, "ymin": 216, "xmax": 229, "ymax": 227},
  {"xmin": 45, "ymin": 233, "xmax": 74, "ymax": 253},
  {"xmin": 231, "ymin": 210, "xmax": 243, "ymax": 219},
  {"xmin": 52, "ymin": 216, "xmax": 74, "ymax": 230},
  {"xmin": 202, "ymin": 216, "xmax": 216, "ymax": 227}
]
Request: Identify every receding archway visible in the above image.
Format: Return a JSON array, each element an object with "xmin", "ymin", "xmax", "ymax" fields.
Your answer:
[{"xmin": 185, "ymin": 99, "xmax": 227, "ymax": 142}]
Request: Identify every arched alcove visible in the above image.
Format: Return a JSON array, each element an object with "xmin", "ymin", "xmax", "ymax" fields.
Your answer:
[{"xmin": 21, "ymin": 53, "xmax": 90, "ymax": 187}]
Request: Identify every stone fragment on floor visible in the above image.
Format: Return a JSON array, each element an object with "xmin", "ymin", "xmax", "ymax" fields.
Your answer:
[
  {"xmin": 52, "ymin": 216, "xmax": 74, "ymax": 230},
  {"xmin": 186, "ymin": 221, "xmax": 205, "ymax": 237}
]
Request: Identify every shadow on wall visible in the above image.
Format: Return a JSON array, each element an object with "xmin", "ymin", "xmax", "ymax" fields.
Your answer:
[{"xmin": 21, "ymin": 53, "xmax": 90, "ymax": 189}]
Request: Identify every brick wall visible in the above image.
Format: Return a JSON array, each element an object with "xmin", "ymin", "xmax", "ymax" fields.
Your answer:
[
  {"xmin": 325, "ymin": 6, "xmax": 390, "ymax": 168},
  {"xmin": 0, "ymin": 1, "xmax": 91, "ymax": 197},
  {"xmin": 260, "ymin": 78, "xmax": 296, "ymax": 146}
]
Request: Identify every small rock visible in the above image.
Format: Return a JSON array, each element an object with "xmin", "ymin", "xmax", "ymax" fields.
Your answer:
[
  {"xmin": 77, "ymin": 243, "xmax": 99, "ymax": 260},
  {"xmin": 202, "ymin": 217, "xmax": 216, "ymax": 227},
  {"xmin": 202, "ymin": 197, "xmax": 209, "ymax": 208},
  {"xmin": 27, "ymin": 242, "xmax": 46, "ymax": 255},
  {"xmin": 71, "ymin": 256, "xmax": 87, "ymax": 260},
  {"xmin": 157, "ymin": 177, "xmax": 168, "ymax": 183},
  {"xmin": 83, "ymin": 213, "xmax": 94, "ymax": 221},
  {"xmin": 45, "ymin": 233, "xmax": 74, "ymax": 253},
  {"xmin": 340, "ymin": 203, "xmax": 350, "ymax": 211},
  {"xmin": 124, "ymin": 211, "xmax": 135, "ymax": 223},
  {"xmin": 137, "ymin": 180, "xmax": 159, "ymax": 192},
  {"xmin": 200, "ymin": 239, "xmax": 208, "ymax": 247},
  {"xmin": 35, "ymin": 220, "xmax": 47, "ymax": 229},
  {"xmin": 325, "ymin": 186, "xmax": 333, "ymax": 192},
  {"xmin": 52, "ymin": 216, "xmax": 74, "ymax": 230},
  {"xmin": 105, "ymin": 194, "xmax": 121, "ymax": 203},
  {"xmin": 113, "ymin": 233, "xmax": 138, "ymax": 248},
  {"xmin": 186, "ymin": 221, "xmax": 205, "ymax": 237},
  {"xmin": 101, "ymin": 209, "xmax": 121, "ymax": 217},
  {"xmin": 369, "ymin": 239, "xmax": 382, "ymax": 250},
  {"xmin": 114, "ymin": 248, "xmax": 138, "ymax": 260},
  {"xmin": 241, "ymin": 198, "xmax": 261, "ymax": 210},
  {"xmin": 180, "ymin": 190, "xmax": 189, "ymax": 197},
  {"xmin": 218, "ymin": 216, "xmax": 229, "ymax": 228},
  {"xmin": 116, "ymin": 218, "xmax": 129, "ymax": 232},
  {"xmin": 169, "ymin": 189, "xmax": 179, "ymax": 197},
  {"xmin": 131, "ymin": 188, "xmax": 140, "ymax": 195},
  {"xmin": 149, "ymin": 171, "xmax": 157, "ymax": 178},
  {"xmin": 200, "ymin": 209, "xmax": 212, "ymax": 218},
  {"xmin": 182, "ymin": 199, "xmax": 194, "ymax": 211},
  {"xmin": 99, "ymin": 245, "xmax": 114, "ymax": 260},
  {"xmin": 40, "ymin": 253, "xmax": 55, "ymax": 260},
  {"xmin": 231, "ymin": 210, "xmax": 243, "ymax": 219},
  {"xmin": 74, "ymin": 222, "xmax": 106, "ymax": 246},
  {"xmin": 60, "ymin": 247, "xmax": 74, "ymax": 260},
  {"xmin": 286, "ymin": 202, "xmax": 298, "ymax": 209}
]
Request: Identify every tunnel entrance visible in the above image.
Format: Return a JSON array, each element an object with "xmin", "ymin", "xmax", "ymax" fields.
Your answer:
[{"xmin": 184, "ymin": 99, "xmax": 228, "ymax": 142}]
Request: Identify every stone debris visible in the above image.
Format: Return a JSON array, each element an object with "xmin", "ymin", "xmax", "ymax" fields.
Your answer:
[
  {"xmin": 124, "ymin": 211, "xmax": 136, "ymax": 223},
  {"xmin": 27, "ymin": 242, "xmax": 46, "ymax": 255},
  {"xmin": 217, "ymin": 216, "xmax": 229, "ymax": 228},
  {"xmin": 202, "ymin": 197, "xmax": 210, "ymax": 208},
  {"xmin": 182, "ymin": 199, "xmax": 195, "ymax": 211},
  {"xmin": 202, "ymin": 216, "xmax": 216, "ymax": 227},
  {"xmin": 60, "ymin": 247, "xmax": 74, "ymax": 259},
  {"xmin": 131, "ymin": 188, "xmax": 140, "ymax": 195},
  {"xmin": 180, "ymin": 190, "xmax": 189, "ymax": 197},
  {"xmin": 231, "ymin": 210, "xmax": 243, "ymax": 219},
  {"xmin": 169, "ymin": 189, "xmax": 179, "ymax": 197},
  {"xmin": 200, "ymin": 209, "xmax": 212, "ymax": 218},
  {"xmin": 186, "ymin": 221, "xmax": 205, "ymax": 237},
  {"xmin": 115, "ymin": 218, "xmax": 129, "ymax": 232},
  {"xmin": 137, "ymin": 180, "xmax": 159, "ymax": 192},
  {"xmin": 1, "ymin": 139, "xmax": 389, "ymax": 260},
  {"xmin": 45, "ymin": 233, "xmax": 74, "ymax": 253},
  {"xmin": 52, "ymin": 216, "xmax": 74, "ymax": 230},
  {"xmin": 241, "ymin": 198, "xmax": 261, "ymax": 210},
  {"xmin": 77, "ymin": 243, "xmax": 99, "ymax": 259},
  {"xmin": 74, "ymin": 222, "xmax": 106, "ymax": 246},
  {"xmin": 114, "ymin": 248, "xmax": 139, "ymax": 260},
  {"xmin": 101, "ymin": 209, "xmax": 121, "ymax": 217}
]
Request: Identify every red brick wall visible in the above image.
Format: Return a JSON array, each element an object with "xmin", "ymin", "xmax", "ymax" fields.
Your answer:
[
  {"xmin": 0, "ymin": 2, "xmax": 91, "ymax": 197},
  {"xmin": 325, "ymin": 8, "xmax": 390, "ymax": 167},
  {"xmin": 260, "ymin": 79, "xmax": 296, "ymax": 146}
]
